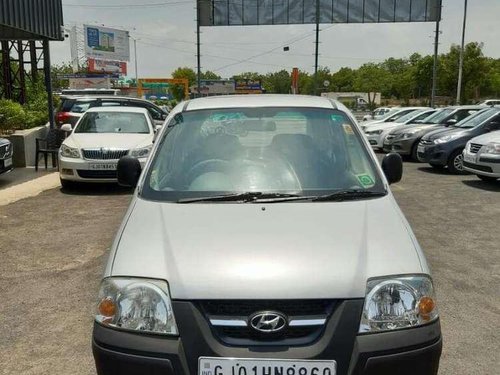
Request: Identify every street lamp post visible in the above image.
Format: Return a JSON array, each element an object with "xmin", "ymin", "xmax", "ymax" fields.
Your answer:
[{"xmin": 456, "ymin": 0, "xmax": 468, "ymax": 105}]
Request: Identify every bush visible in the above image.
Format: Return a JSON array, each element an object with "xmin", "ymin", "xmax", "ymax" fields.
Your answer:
[{"xmin": 0, "ymin": 99, "xmax": 26, "ymax": 133}]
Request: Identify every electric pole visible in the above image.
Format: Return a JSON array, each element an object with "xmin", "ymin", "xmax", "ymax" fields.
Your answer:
[
  {"xmin": 456, "ymin": 0, "xmax": 468, "ymax": 104},
  {"xmin": 431, "ymin": 3, "xmax": 442, "ymax": 108},
  {"xmin": 313, "ymin": 0, "xmax": 320, "ymax": 96}
]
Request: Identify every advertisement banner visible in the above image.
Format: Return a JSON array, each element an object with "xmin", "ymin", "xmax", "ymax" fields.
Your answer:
[
  {"xmin": 195, "ymin": 80, "xmax": 236, "ymax": 95},
  {"xmin": 88, "ymin": 58, "xmax": 127, "ymax": 75},
  {"xmin": 84, "ymin": 25, "xmax": 130, "ymax": 62},
  {"xmin": 235, "ymin": 79, "xmax": 262, "ymax": 93}
]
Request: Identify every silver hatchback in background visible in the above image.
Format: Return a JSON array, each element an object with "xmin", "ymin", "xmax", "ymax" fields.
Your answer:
[{"xmin": 92, "ymin": 95, "xmax": 441, "ymax": 375}]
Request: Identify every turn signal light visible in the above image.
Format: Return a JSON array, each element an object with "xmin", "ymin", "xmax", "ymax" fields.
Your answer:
[
  {"xmin": 98, "ymin": 298, "xmax": 117, "ymax": 322},
  {"xmin": 418, "ymin": 296, "xmax": 435, "ymax": 320}
]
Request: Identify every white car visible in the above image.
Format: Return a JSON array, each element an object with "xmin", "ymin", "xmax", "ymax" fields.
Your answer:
[
  {"xmin": 463, "ymin": 130, "xmax": 500, "ymax": 182},
  {"xmin": 362, "ymin": 107, "xmax": 393, "ymax": 121},
  {"xmin": 477, "ymin": 99, "xmax": 500, "ymax": 107},
  {"xmin": 58, "ymin": 107, "xmax": 156, "ymax": 187},
  {"xmin": 364, "ymin": 108, "xmax": 435, "ymax": 149}
]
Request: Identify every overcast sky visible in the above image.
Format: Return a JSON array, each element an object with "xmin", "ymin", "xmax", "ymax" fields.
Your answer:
[{"xmin": 53, "ymin": 0, "xmax": 500, "ymax": 79}]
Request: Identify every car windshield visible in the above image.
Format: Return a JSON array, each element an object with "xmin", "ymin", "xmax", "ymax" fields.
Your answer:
[
  {"xmin": 75, "ymin": 112, "xmax": 150, "ymax": 134},
  {"xmin": 454, "ymin": 108, "xmax": 499, "ymax": 129},
  {"xmin": 142, "ymin": 107, "xmax": 385, "ymax": 202},
  {"xmin": 395, "ymin": 109, "xmax": 427, "ymax": 123},
  {"xmin": 421, "ymin": 108, "xmax": 453, "ymax": 124}
]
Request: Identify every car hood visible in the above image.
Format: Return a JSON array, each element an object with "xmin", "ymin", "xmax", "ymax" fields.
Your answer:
[
  {"xmin": 390, "ymin": 123, "xmax": 441, "ymax": 135},
  {"xmin": 64, "ymin": 133, "xmax": 153, "ymax": 150},
  {"xmin": 0, "ymin": 138, "xmax": 10, "ymax": 146},
  {"xmin": 364, "ymin": 122, "xmax": 401, "ymax": 132},
  {"xmin": 109, "ymin": 196, "xmax": 427, "ymax": 299},
  {"xmin": 422, "ymin": 127, "xmax": 467, "ymax": 141},
  {"xmin": 469, "ymin": 130, "xmax": 500, "ymax": 144}
]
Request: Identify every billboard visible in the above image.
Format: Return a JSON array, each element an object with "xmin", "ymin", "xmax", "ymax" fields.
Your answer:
[
  {"xmin": 235, "ymin": 79, "xmax": 262, "ymax": 93},
  {"xmin": 88, "ymin": 58, "xmax": 127, "ymax": 75},
  {"xmin": 84, "ymin": 25, "xmax": 130, "ymax": 62},
  {"xmin": 198, "ymin": 0, "xmax": 442, "ymax": 26},
  {"xmin": 195, "ymin": 80, "xmax": 236, "ymax": 95}
]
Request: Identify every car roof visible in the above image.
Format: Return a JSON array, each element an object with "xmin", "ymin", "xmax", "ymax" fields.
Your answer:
[
  {"xmin": 183, "ymin": 95, "xmax": 340, "ymax": 111},
  {"xmin": 62, "ymin": 95, "xmax": 150, "ymax": 102},
  {"xmin": 85, "ymin": 107, "xmax": 149, "ymax": 114}
]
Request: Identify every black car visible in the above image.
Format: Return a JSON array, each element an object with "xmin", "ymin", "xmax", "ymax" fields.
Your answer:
[
  {"xmin": 0, "ymin": 138, "xmax": 14, "ymax": 175},
  {"xmin": 417, "ymin": 107, "xmax": 500, "ymax": 173},
  {"xmin": 55, "ymin": 96, "xmax": 168, "ymax": 128},
  {"xmin": 383, "ymin": 106, "xmax": 485, "ymax": 160}
]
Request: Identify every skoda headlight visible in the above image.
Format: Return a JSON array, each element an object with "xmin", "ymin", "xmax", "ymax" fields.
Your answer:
[
  {"xmin": 399, "ymin": 130, "xmax": 419, "ymax": 140},
  {"xmin": 60, "ymin": 144, "xmax": 80, "ymax": 158},
  {"xmin": 434, "ymin": 134, "xmax": 460, "ymax": 144},
  {"xmin": 485, "ymin": 142, "xmax": 500, "ymax": 154},
  {"xmin": 129, "ymin": 145, "xmax": 152, "ymax": 158},
  {"xmin": 359, "ymin": 275, "xmax": 438, "ymax": 333},
  {"xmin": 95, "ymin": 277, "xmax": 178, "ymax": 335},
  {"xmin": 366, "ymin": 129, "xmax": 383, "ymax": 135}
]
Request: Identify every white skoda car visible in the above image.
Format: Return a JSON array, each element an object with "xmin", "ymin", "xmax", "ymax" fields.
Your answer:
[{"xmin": 58, "ymin": 107, "xmax": 155, "ymax": 187}]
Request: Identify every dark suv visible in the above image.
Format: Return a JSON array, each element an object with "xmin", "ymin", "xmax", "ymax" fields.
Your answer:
[{"xmin": 56, "ymin": 96, "xmax": 168, "ymax": 128}]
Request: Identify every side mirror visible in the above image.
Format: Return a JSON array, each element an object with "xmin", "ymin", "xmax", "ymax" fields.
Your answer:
[
  {"xmin": 154, "ymin": 125, "xmax": 162, "ymax": 133},
  {"xmin": 382, "ymin": 153, "xmax": 403, "ymax": 184},
  {"xmin": 445, "ymin": 119, "xmax": 457, "ymax": 127},
  {"xmin": 117, "ymin": 156, "xmax": 142, "ymax": 188},
  {"xmin": 61, "ymin": 124, "xmax": 72, "ymax": 132},
  {"xmin": 486, "ymin": 121, "xmax": 500, "ymax": 131},
  {"xmin": 161, "ymin": 113, "xmax": 168, "ymax": 120}
]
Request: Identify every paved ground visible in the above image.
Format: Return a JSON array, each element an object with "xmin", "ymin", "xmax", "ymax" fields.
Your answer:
[{"xmin": 0, "ymin": 161, "xmax": 499, "ymax": 374}]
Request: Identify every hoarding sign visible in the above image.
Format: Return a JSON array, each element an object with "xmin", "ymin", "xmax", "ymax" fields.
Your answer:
[
  {"xmin": 235, "ymin": 79, "xmax": 262, "ymax": 91},
  {"xmin": 198, "ymin": 0, "xmax": 442, "ymax": 26},
  {"xmin": 196, "ymin": 80, "xmax": 236, "ymax": 95},
  {"xmin": 88, "ymin": 58, "xmax": 127, "ymax": 75},
  {"xmin": 69, "ymin": 77, "xmax": 111, "ymax": 90},
  {"xmin": 84, "ymin": 25, "xmax": 130, "ymax": 62}
]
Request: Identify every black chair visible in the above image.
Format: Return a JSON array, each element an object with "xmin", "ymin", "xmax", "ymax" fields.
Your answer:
[{"xmin": 35, "ymin": 128, "xmax": 63, "ymax": 171}]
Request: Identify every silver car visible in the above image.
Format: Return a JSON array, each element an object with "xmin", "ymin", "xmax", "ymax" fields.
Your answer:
[{"xmin": 92, "ymin": 95, "xmax": 441, "ymax": 375}]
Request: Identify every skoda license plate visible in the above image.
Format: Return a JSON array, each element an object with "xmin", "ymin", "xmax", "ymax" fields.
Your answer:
[
  {"xmin": 199, "ymin": 358, "xmax": 336, "ymax": 375},
  {"xmin": 4, "ymin": 157, "xmax": 12, "ymax": 168},
  {"xmin": 89, "ymin": 163, "xmax": 117, "ymax": 170},
  {"xmin": 417, "ymin": 145, "xmax": 425, "ymax": 154}
]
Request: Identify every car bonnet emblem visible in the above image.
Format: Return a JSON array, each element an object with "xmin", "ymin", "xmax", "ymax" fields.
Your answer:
[{"xmin": 249, "ymin": 311, "xmax": 287, "ymax": 333}]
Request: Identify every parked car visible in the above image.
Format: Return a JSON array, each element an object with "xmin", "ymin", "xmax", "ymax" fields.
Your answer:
[
  {"xmin": 92, "ymin": 95, "xmax": 441, "ymax": 375},
  {"xmin": 363, "ymin": 108, "xmax": 434, "ymax": 150},
  {"xmin": 462, "ymin": 131, "xmax": 500, "ymax": 182},
  {"xmin": 417, "ymin": 107, "xmax": 500, "ymax": 173},
  {"xmin": 362, "ymin": 106, "xmax": 393, "ymax": 121},
  {"xmin": 55, "ymin": 96, "xmax": 168, "ymax": 128},
  {"xmin": 0, "ymin": 138, "xmax": 13, "ymax": 175},
  {"xmin": 477, "ymin": 99, "xmax": 500, "ymax": 106},
  {"xmin": 361, "ymin": 107, "xmax": 428, "ymax": 129},
  {"xmin": 58, "ymin": 107, "xmax": 156, "ymax": 188},
  {"xmin": 383, "ymin": 106, "xmax": 485, "ymax": 160}
]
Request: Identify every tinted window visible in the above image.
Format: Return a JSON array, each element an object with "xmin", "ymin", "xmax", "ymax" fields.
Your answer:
[
  {"xmin": 70, "ymin": 101, "xmax": 94, "ymax": 113},
  {"xmin": 143, "ymin": 107, "xmax": 384, "ymax": 201}
]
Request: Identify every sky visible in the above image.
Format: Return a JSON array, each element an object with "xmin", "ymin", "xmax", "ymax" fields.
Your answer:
[{"xmin": 52, "ymin": 0, "xmax": 500, "ymax": 79}]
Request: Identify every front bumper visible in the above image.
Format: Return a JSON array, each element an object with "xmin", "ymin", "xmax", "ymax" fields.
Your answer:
[
  {"xmin": 383, "ymin": 138, "xmax": 415, "ymax": 155},
  {"xmin": 416, "ymin": 143, "xmax": 448, "ymax": 166},
  {"xmin": 92, "ymin": 300, "xmax": 442, "ymax": 375},
  {"xmin": 364, "ymin": 133, "xmax": 384, "ymax": 149},
  {"xmin": 0, "ymin": 157, "xmax": 13, "ymax": 175},
  {"xmin": 462, "ymin": 149, "xmax": 500, "ymax": 177},
  {"xmin": 59, "ymin": 155, "xmax": 146, "ymax": 183}
]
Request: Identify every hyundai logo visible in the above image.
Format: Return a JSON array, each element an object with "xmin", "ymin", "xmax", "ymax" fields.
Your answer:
[{"xmin": 249, "ymin": 311, "xmax": 287, "ymax": 333}]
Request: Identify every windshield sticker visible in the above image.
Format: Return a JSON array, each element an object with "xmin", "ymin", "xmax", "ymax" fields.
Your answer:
[
  {"xmin": 357, "ymin": 174, "xmax": 375, "ymax": 188},
  {"xmin": 343, "ymin": 124, "xmax": 354, "ymax": 135}
]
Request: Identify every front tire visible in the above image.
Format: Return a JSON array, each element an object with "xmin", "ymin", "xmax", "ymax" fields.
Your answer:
[
  {"xmin": 477, "ymin": 175, "xmax": 498, "ymax": 182},
  {"xmin": 410, "ymin": 142, "xmax": 419, "ymax": 162},
  {"xmin": 447, "ymin": 149, "xmax": 466, "ymax": 174}
]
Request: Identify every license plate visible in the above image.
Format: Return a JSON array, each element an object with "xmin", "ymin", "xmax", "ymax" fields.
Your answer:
[
  {"xmin": 4, "ymin": 157, "xmax": 12, "ymax": 167},
  {"xmin": 417, "ymin": 145, "xmax": 425, "ymax": 153},
  {"xmin": 463, "ymin": 153, "xmax": 476, "ymax": 164},
  {"xmin": 199, "ymin": 358, "xmax": 336, "ymax": 375},
  {"xmin": 89, "ymin": 163, "xmax": 117, "ymax": 170}
]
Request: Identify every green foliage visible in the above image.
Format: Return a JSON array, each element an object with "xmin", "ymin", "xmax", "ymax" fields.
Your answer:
[
  {"xmin": 172, "ymin": 67, "xmax": 197, "ymax": 87},
  {"xmin": 262, "ymin": 70, "xmax": 291, "ymax": 94},
  {"xmin": 0, "ymin": 99, "xmax": 26, "ymax": 133},
  {"xmin": 200, "ymin": 71, "xmax": 221, "ymax": 80}
]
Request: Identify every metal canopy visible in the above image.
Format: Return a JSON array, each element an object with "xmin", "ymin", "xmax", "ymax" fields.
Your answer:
[{"xmin": 0, "ymin": 0, "xmax": 64, "ymax": 41}]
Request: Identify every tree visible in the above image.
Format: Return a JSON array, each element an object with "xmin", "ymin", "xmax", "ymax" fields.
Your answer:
[
  {"xmin": 353, "ymin": 63, "xmax": 390, "ymax": 109},
  {"xmin": 331, "ymin": 67, "xmax": 356, "ymax": 92},
  {"xmin": 172, "ymin": 67, "xmax": 197, "ymax": 87},
  {"xmin": 263, "ymin": 70, "xmax": 291, "ymax": 94},
  {"xmin": 201, "ymin": 71, "xmax": 221, "ymax": 80}
]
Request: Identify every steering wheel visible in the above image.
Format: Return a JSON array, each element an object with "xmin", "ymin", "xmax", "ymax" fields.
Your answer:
[{"xmin": 186, "ymin": 159, "xmax": 231, "ymax": 185}]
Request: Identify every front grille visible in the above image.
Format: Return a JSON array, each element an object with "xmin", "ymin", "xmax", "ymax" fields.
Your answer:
[
  {"xmin": 199, "ymin": 300, "xmax": 337, "ymax": 346},
  {"xmin": 469, "ymin": 143, "xmax": 482, "ymax": 154},
  {"xmin": 82, "ymin": 148, "xmax": 128, "ymax": 160},
  {"xmin": 77, "ymin": 170, "xmax": 117, "ymax": 179},
  {"xmin": 463, "ymin": 162, "xmax": 493, "ymax": 173}
]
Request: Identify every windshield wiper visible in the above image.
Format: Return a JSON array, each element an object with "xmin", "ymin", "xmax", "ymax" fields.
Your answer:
[
  {"xmin": 312, "ymin": 189, "xmax": 386, "ymax": 202},
  {"xmin": 177, "ymin": 192, "xmax": 308, "ymax": 203}
]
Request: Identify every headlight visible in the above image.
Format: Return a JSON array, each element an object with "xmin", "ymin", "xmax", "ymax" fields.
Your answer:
[
  {"xmin": 366, "ymin": 130, "xmax": 383, "ymax": 135},
  {"xmin": 129, "ymin": 145, "xmax": 152, "ymax": 158},
  {"xmin": 485, "ymin": 142, "xmax": 500, "ymax": 154},
  {"xmin": 95, "ymin": 277, "xmax": 178, "ymax": 335},
  {"xmin": 60, "ymin": 144, "xmax": 80, "ymax": 158},
  {"xmin": 359, "ymin": 275, "xmax": 438, "ymax": 333},
  {"xmin": 399, "ymin": 131, "xmax": 419, "ymax": 140},
  {"xmin": 434, "ymin": 134, "xmax": 459, "ymax": 144}
]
